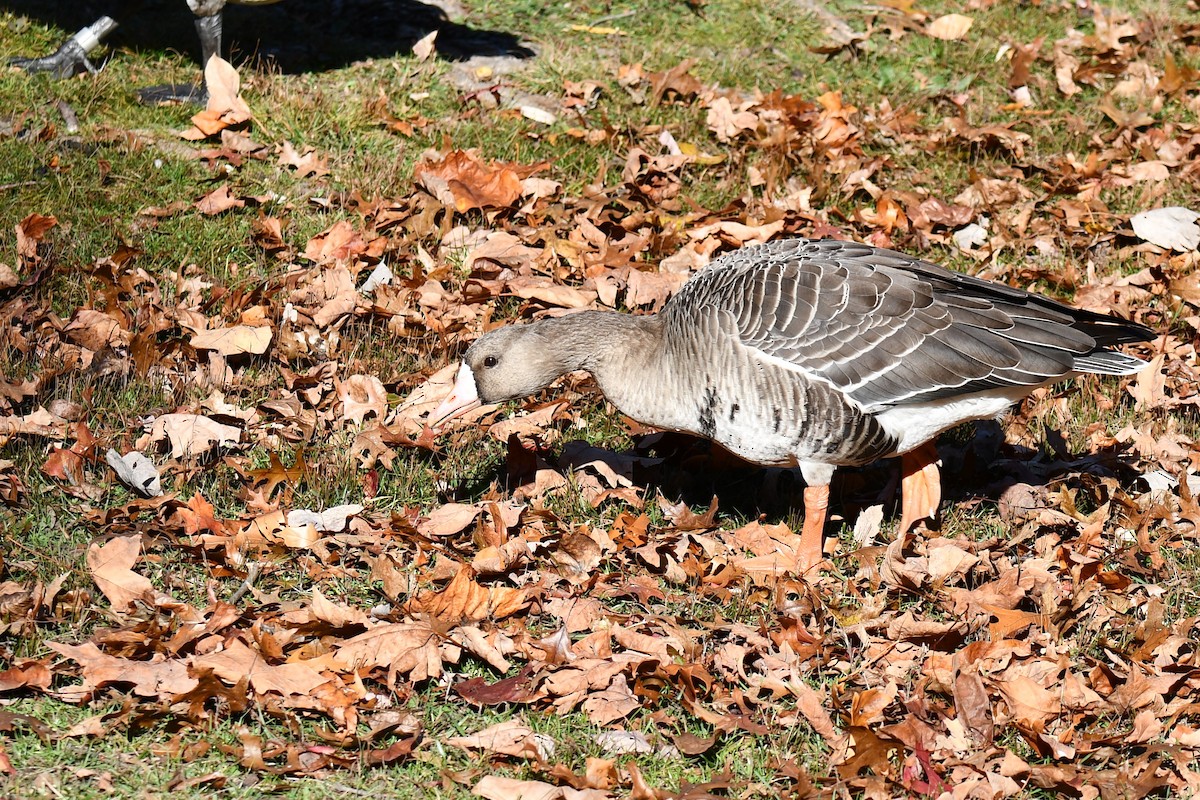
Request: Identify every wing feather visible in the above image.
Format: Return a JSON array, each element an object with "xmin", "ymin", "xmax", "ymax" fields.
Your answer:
[{"xmin": 662, "ymin": 238, "xmax": 1152, "ymax": 411}]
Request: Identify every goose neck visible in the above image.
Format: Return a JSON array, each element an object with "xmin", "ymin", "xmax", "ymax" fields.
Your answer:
[{"xmin": 539, "ymin": 310, "xmax": 663, "ymax": 374}]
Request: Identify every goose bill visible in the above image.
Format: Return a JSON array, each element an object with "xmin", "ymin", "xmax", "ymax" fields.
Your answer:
[{"xmin": 430, "ymin": 363, "xmax": 483, "ymax": 428}]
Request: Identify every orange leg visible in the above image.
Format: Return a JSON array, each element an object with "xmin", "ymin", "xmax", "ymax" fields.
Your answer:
[
  {"xmin": 898, "ymin": 441, "xmax": 941, "ymax": 534},
  {"xmin": 799, "ymin": 484, "xmax": 830, "ymax": 575}
]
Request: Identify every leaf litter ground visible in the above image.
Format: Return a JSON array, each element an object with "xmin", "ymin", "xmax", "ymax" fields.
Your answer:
[{"xmin": 2, "ymin": 0, "xmax": 1200, "ymax": 797}]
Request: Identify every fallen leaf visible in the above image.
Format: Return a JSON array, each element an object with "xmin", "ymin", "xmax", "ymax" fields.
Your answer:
[
  {"xmin": 141, "ymin": 414, "xmax": 242, "ymax": 459},
  {"xmin": 190, "ymin": 325, "xmax": 271, "ymax": 355},
  {"xmin": 412, "ymin": 30, "xmax": 437, "ymax": 61},
  {"xmin": 87, "ymin": 535, "xmax": 155, "ymax": 611},
  {"xmin": 1130, "ymin": 207, "xmax": 1200, "ymax": 251},
  {"xmin": 928, "ymin": 13, "xmax": 973, "ymax": 40},
  {"xmin": 446, "ymin": 719, "xmax": 555, "ymax": 761}
]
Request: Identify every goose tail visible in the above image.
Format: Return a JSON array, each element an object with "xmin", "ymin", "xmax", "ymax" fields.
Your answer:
[{"xmin": 1074, "ymin": 350, "xmax": 1150, "ymax": 376}]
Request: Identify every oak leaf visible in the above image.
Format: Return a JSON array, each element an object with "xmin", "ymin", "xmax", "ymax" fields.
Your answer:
[
  {"xmin": 312, "ymin": 621, "xmax": 443, "ymax": 682},
  {"xmin": 337, "ymin": 374, "xmax": 387, "ymax": 425},
  {"xmin": 193, "ymin": 639, "xmax": 328, "ymax": 697},
  {"xmin": 47, "ymin": 642, "xmax": 197, "ymax": 699}
]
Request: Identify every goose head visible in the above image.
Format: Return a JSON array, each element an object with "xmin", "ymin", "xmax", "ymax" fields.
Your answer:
[{"xmin": 429, "ymin": 324, "xmax": 572, "ymax": 427}]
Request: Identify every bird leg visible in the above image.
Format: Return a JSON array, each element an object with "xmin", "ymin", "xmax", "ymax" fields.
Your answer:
[
  {"xmin": 137, "ymin": 10, "xmax": 223, "ymax": 104},
  {"xmin": 195, "ymin": 12, "xmax": 224, "ymax": 68},
  {"xmin": 898, "ymin": 441, "xmax": 941, "ymax": 533},
  {"xmin": 798, "ymin": 484, "xmax": 829, "ymax": 575}
]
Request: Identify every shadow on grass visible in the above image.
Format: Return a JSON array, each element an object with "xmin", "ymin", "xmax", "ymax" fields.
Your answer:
[
  {"xmin": 4, "ymin": 0, "xmax": 535, "ymax": 72},
  {"xmin": 521, "ymin": 419, "xmax": 1150, "ymax": 530}
]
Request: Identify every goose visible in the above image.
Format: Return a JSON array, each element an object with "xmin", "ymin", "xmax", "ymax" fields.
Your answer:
[
  {"xmin": 431, "ymin": 238, "xmax": 1155, "ymax": 574},
  {"xmin": 10, "ymin": 0, "xmax": 282, "ymax": 102}
]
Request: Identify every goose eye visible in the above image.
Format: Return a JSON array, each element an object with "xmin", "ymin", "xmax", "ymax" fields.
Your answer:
[{"xmin": 483, "ymin": 356, "xmax": 498, "ymax": 368}]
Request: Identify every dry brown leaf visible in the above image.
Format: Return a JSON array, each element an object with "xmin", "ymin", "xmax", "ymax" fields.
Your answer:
[
  {"xmin": 338, "ymin": 374, "xmax": 388, "ymax": 425},
  {"xmin": 445, "ymin": 720, "xmax": 554, "ymax": 761},
  {"xmin": 1130, "ymin": 207, "xmax": 1200, "ymax": 252},
  {"xmin": 86, "ymin": 536, "xmax": 155, "ymax": 611},
  {"xmin": 195, "ymin": 185, "xmax": 245, "ymax": 215},
  {"xmin": 193, "ymin": 639, "xmax": 329, "ymax": 697},
  {"xmin": 180, "ymin": 56, "xmax": 252, "ymax": 139},
  {"xmin": 996, "ymin": 675, "xmax": 1060, "ymax": 727},
  {"xmin": 473, "ymin": 776, "xmax": 611, "ymax": 800},
  {"xmin": 705, "ymin": 96, "xmax": 759, "ymax": 142},
  {"xmin": 311, "ymin": 621, "xmax": 443, "ymax": 682},
  {"xmin": 415, "ymin": 150, "xmax": 524, "ymax": 212},
  {"xmin": 64, "ymin": 309, "xmax": 130, "ymax": 351},
  {"xmin": 47, "ymin": 642, "xmax": 197, "ymax": 700},
  {"xmin": 580, "ymin": 674, "xmax": 639, "ymax": 724},
  {"xmin": 418, "ymin": 566, "xmax": 530, "ymax": 623},
  {"xmin": 506, "ymin": 277, "xmax": 597, "ymax": 309},
  {"xmin": 412, "ymin": 30, "xmax": 437, "ymax": 61},
  {"xmin": 278, "ymin": 141, "xmax": 330, "ymax": 178},
  {"xmin": 15, "ymin": 213, "xmax": 56, "ymax": 262},
  {"xmin": 1129, "ymin": 354, "xmax": 1167, "ymax": 410},
  {"xmin": 418, "ymin": 503, "xmax": 482, "ymax": 537},
  {"xmin": 190, "ymin": 325, "xmax": 271, "ymax": 355},
  {"xmin": 140, "ymin": 414, "xmax": 241, "ymax": 459},
  {"xmin": 463, "ymin": 231, "xmax": 544, "ymax": 274},
  {"xmin": 927, "ymin": 13, "xmax": 973, "ymax": 40}
]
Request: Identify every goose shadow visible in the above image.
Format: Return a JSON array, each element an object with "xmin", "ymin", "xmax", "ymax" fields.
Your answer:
[
  {"xmin": 492, "ymin": 419, "xmax": 1147, "ymax": 533},
  {"xmin": 4, "ymin": 0, "xmax": 535, "ymax": 75}
]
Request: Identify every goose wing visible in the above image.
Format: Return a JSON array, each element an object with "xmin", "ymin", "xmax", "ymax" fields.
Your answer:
[{"xmin": 666, "ymin": 238, "xmax": 1140, "ymax": 410}]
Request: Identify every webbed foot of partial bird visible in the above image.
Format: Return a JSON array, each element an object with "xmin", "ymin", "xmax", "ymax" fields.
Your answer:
[
  {"xmin": 137, "ymin": 83, "xmax": 208, "ymax": 105},
  {"xmin": 10, "ymin": 17, "xmax": 117, "ymax": 79}
]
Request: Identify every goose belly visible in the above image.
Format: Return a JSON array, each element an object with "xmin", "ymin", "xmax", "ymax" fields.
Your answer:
[
  {"xmin": 619, "ymin": 357, "xmax": 897, "ymax": 469},
  {"xmin": 703, "ymin": 410, "xmax": 807, "ymax": 466},
  {"xmin": 874, "ymin": 387, "xmax": 1033, "ymax": 454}
]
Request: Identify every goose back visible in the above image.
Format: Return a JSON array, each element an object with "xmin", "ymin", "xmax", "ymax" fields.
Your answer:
[{"xmin": 661, "ymin": 238, "xmax": 1152, "ymax": 414}]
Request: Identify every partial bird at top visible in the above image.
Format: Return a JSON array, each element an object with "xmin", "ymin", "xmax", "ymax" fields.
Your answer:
[
  {"xmin": 10, "ymin": 1, "xmax": 282, "ymax": 103},
  {"xmin": 433, "ymin": 238, "xmax": 1155, "ymax": 575},
  {"xmin": 8, "ymin": 0, "xmax": 537, "ymax": 104}
]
